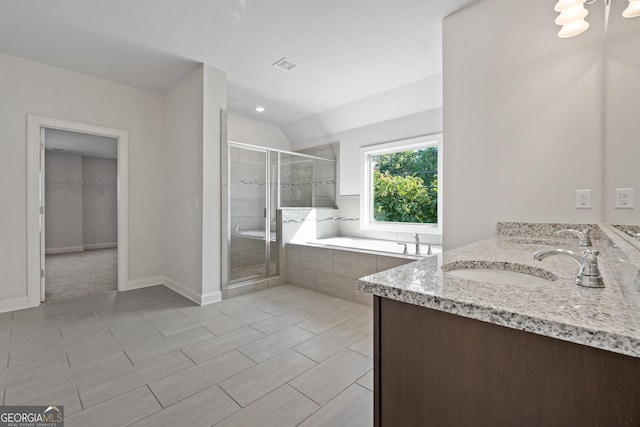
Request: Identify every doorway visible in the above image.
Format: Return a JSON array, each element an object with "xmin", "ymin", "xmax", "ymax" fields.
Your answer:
[
  {"xmin": 44, "ymin": 129, "xmax": 118, "ymax": 302},
  {"xmin": 27, "ymin": 115, "xmax": 129, "ymax": 307}
]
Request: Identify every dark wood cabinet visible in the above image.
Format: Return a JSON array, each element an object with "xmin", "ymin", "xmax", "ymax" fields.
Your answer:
[{"xmin": 374, "ymin": 296, "xmax": 640, "ymax": 426}]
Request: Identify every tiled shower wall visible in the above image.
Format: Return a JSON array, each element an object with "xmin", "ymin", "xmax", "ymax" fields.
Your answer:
[
  {"xmin": 296, "ymin": 143, "xmax": 338, "ymax": 209},
  {"xmin": 279, "ymin": 159, "xmax": 336, "ymax": 209},
  {"xmin": 280, "ymin": 142, "xmax": 337, "ymax": 209},
  {"xmin": 229, "ymin": 147, "xmax": 266, "ymax": 237}
]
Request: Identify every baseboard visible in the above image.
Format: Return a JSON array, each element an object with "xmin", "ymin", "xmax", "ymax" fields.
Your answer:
[
  {"xmin": 127, "ymin": 276, "xmax": 164, "ymax": 291},
  {"xmin": 45, "ymin": 246, "xmax": 84, "ymax": 255},
  {"xmin": 201, "ymin": 290, "xmax": 222, "ymax": 305},
  {"xmin": 162, "ymin": 276, "xmax": 203, "ymax": 305},
  {"xmin": 0, "ymin": 297, "xmax": 31, "ymax": 314},
  {"xmin": 84, "ymin": 243, "xmax": 118, "ymax": 250},
  {"xmin": 44, "ymin": 244, "xmax": 117, "ymax": 254}
]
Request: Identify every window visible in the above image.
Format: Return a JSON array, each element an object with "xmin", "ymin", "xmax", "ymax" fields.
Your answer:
[{"xmin": 360, "ymin": 134, "xmax": 442, "ymax": 233}]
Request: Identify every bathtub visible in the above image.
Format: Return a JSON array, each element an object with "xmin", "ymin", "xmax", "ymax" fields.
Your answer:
[
  {"xmin": 308, "ymin": 236, "xmax": 441, "ymax": 258},
  {"xmin": 286, "ymin": 237, "xmax": 440, "ymax": 305}
]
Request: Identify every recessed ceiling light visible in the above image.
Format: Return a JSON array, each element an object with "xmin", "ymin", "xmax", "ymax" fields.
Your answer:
[
  {"xmin": 255, "ymin": 105, "xmax": 265, "ymax": 113},
  {"xmin": 273, "ymin": 57, "xmax": 300, "ymax": 72}
]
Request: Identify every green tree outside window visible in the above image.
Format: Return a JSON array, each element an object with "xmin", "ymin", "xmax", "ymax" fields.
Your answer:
[{"xmin": 371, "ymin": 147, "xmax": 438, "ymax": 224}]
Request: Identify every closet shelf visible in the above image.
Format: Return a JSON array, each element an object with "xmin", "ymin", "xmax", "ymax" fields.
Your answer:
[{"xmin": 45, "ymin": 179, "xmax": 116, "ymax": 194}]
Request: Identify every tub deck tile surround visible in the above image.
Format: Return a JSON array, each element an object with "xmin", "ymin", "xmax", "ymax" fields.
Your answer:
[
  {"xmin": 285, "ymin": 242, "xmax": 422, "ymax": 306},
  {"xmin": 299, "ymin": 246, "xmax": 334, "ymax": 273},
  {"xmin": 333, "ymin": 251, "xmax": 377, "ymax": 278},
  {"xmin": 359, "ymin": 222, "xmax": 640, "ymax": 358},
  {"xmin": 315, "ymin": 271, "xmax": 355, "ymax": 301},
  {"xmin": 0, "ymin": 285, "xmax": 372, "ymax": 426},
  {"xmin": 286, "ymin": 265, "xmax": 317, "ymax": 291}
]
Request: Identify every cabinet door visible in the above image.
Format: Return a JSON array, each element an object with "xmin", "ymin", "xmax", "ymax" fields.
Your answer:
[{"xmin": 375, "ymin": 296, "xmax": 640, "ymax": 426}]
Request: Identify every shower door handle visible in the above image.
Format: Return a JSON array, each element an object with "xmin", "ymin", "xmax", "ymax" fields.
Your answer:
[{"xmin": 264, "ymin": 208, "xmax": 267, "ymax": 217}]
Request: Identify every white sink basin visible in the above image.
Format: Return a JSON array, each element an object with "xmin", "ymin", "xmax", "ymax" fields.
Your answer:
[{"xmin": 445, "ymin": 268, "xmax": 552, "ymax": 285}]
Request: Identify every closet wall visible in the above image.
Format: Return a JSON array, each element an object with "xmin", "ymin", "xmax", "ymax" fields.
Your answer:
[
  {"xmin": 45, "ymin": 151, "xmax": 117, "ymax": 253},
  {"xmin": 45, "ymin": 151, "xmax": 84, "ymax": 253}
]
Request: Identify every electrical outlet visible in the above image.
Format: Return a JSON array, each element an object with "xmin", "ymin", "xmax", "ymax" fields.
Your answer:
[
  {"xmin": 576, "ymin": 189, "xmax": 591, "ymax": 209},
  {"xmin": 615, "ymin": 188, "xmax": 634, "ymax": 209}
]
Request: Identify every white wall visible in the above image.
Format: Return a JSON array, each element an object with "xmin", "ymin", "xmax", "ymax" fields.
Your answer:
[
  {"xmin": 202, "ymin": 65, "xmax": 227, "ymax": 302},
  {"xmin": 82, "ymin": 156, "xmax": 118, "ymax": 248},
  {"xmin": 291, "ymin": 109, "xmax": 443, "ymax": 196},
  {"xmin": 443, "ymin": 0, "xmax": 605, "ymax": 250},
  {"xmin": 604, "ymin": 8, "xmax": 640, "ymax": 225},
  {"xmin": 164, "ymin": 66, "xmax": 205, "ymax": 300},
  {"xmin": 164, "ymin": 64, "xmax": 227, "ymax": 304},
  {"xmin": 45, "ymin": 153, "xmax": 118, "ymax": 252},
  {"xmin": 0, "ymin": 52, "xmax": 164, "ymax": 309},
  {"xmin": 45, "ymin": 151, "xmax": 84, "ymax": 252},
  {"xmin": 281, "ymin": 75, "xmax": 442, "ymax": 144},
  {"xmin": 227, "ymin": 113, "xmax": 291, "ymax": 151}
]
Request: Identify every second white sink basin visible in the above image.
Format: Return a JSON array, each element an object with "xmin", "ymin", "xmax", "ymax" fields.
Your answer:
[{"xmin": 445, "ymin": 268, "xmax": 552, "ymax": 285}]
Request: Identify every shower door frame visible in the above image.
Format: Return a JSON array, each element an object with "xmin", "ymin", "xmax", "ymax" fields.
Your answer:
[{"xmin": 227, "ymin": 142, "xmax": 272, "ymax": 285}]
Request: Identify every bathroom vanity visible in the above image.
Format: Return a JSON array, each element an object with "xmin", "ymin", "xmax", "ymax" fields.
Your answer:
[{"xmin": 359, "ymin": 223, "xmax": 640, "ymax": 426}]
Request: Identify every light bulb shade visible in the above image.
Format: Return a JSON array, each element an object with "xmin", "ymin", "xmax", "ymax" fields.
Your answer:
[
  {"xmin": 554, "ymin": 0, "xmax": 587, "ymax": 12},
  {"xmin": 558, "ymin": 19, "xmax": 590, "ymax": 38},
  {"xmin": 623, "ymin": 0, "xmax": 640, "ymax": 18},
  {"xmin": 555, "ymin": 5, "xmax": 589, "ymax": 25}
]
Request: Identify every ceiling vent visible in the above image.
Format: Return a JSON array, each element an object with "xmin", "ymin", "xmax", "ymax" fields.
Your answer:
[{"xmin": 273, "ymin": 57, "xmax": 300, "ymax": 72}]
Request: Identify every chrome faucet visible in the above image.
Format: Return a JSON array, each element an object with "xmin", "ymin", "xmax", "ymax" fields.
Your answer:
[
  {"xmin": 554, "ymin": 228, "xmax": 592, "ymax": 247},
  {"xmin": 234, "ymin": 221, "xmax": 247, "ymax": 234},
  {"xmin": 413, "ymin": 233, "xmax": 421, "ymax": 255},
  {"xmin": 533, "ymin": 248, "xmax": 604, "ymax": 288}
]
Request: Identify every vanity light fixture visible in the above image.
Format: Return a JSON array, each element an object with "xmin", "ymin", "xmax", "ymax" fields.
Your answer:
[
  {"xmin": 623, "ymin": 0, "xmax": 640, "ymax": 17},
  {"xmin": 555, "ymin": 0, "xmax": 639, "ymax": 38},
  {"xmin": 255, "ymin": 105, "xmax": 265, "ymax": 113},
  {"xmin": 555, "ymin": 0, "xmax": 590, "ymax": 38}
]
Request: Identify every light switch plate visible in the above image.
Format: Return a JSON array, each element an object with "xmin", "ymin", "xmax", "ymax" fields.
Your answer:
[
  {"xmin": 615, "ymin": 188, "xmax": 634, "ymax": 209},
  {"xmin": 576, "ymin": 189, "xmax": 591, "ymax": 209}
]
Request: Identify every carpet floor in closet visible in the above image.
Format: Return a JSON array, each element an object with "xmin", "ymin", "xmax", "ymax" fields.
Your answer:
[{"xmin": 44, "ymin": 248, "xmax": 117, "ymax": 302}]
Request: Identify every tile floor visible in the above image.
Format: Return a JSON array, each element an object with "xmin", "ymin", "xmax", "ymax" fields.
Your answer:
[{"xmin": 0, "ymin": 285, "xmax": 374, "ymax": 426}]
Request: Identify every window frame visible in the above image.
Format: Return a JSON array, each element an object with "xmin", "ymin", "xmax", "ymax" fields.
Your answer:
[{"xmin": 359, "ymin": 134, "xmax": 442, "ymax": 234}]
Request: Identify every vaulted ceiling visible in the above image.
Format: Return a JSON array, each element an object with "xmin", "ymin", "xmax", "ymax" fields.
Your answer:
[{"xmin": 0, "ymin": 0, "xmax": 477, "ymax": 131}]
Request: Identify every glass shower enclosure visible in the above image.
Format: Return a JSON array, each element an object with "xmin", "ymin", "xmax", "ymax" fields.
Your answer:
[
  {"xmin": 229, "ymin": 144, "xmax": 274, "ymax": 282},
  {"xmin": 227, "ymin": 141, "xmax": 336, "ymax": 286}
]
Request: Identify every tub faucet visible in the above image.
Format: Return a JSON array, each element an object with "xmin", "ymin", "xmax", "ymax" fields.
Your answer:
[
  {"xmin": 533, "ymin": 248, "xmax": 604, "ymax": 288},
  {"xmin": 235, "ymin": 221, "xmax": 247, "ymax": 234},
  {"xmin": 554, "ymin": 228, "xmax": 592, "ymax": 247},
  {"xmin": 413, "ymin": 233, "xmax": 420, "ymax": 255}
]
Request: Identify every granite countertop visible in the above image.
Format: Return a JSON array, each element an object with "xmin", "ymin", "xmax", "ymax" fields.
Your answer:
[{"xmin": 358, "ymin": 223, "xmax": 640, "ymax": 358}]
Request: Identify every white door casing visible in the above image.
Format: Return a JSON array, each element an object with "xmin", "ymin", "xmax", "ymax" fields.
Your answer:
[
  {"xmin": 39, "ymin": 128, "xmax": 46, "ymax": 302},
  {"xmin": 27, "ymin": 115, "xmax": 129, "ymax": 308}
]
